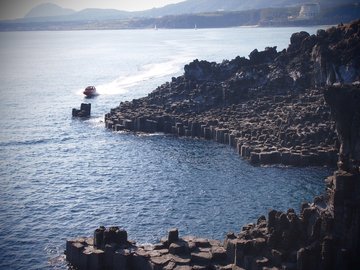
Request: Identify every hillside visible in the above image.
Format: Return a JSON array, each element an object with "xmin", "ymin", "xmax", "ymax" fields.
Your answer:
[
  {"xmin": 1, "ymin": 2, "xmax": 359, "ymax": 31},
  {"xmin": 24, "ymin": 3, "xmax": 75, "ymax": 18},
  {"xmin": 4, "ymin": 0, "xmax": 360, "ymax": 24},
  {"xmin": 135, "ymin": 0, "xmax": 306, "ymax": 17},
  {"xmin": 21, "ymin": 3, "xmax": 132, "ymax": 23},
  {"xmin": 137, "ymin": 0, "xmax": 358, "ymax": 17}
]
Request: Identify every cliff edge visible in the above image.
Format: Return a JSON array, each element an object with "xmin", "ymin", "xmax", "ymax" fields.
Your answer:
[
  {"xmin": 66, "ymin": 85, "xmax": 360, "ymax": 270},
  {"xmin": 66, "ymin": 21, "xmax": 360, "ymax": 270}
]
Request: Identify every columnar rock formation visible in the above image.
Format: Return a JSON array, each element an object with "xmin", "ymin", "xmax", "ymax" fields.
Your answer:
[
  {"xmin": 66, "ymin": 85, "xmax": 360, "ymax": 270},
  {"xmin": 324, "ymin": 84, "xmax": 360, "ymax": 173},
  {"xmin": 65, "ymin": 21, "xmax": 360, "ymax": 269},
  {"xmin": 106, "ymin": 88, "xmax": 337, "ymax": 166},
  {"xmin": 73, "ymin": 103, "xmax": 91, "ymax": 117},
  {"xmin": 104, "ymin": 20, "xmax": 360, "ymax": 166}
]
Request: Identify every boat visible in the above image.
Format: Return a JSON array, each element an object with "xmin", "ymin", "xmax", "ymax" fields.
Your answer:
[{"xmin": 83, "ymin": 86, "xmax": 97, "ymax": 97}]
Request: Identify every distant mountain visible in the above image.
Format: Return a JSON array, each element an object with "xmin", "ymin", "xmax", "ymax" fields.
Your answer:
[
  {"xmin": 22, "ymin": 6, "xmax": 132, "ymax": 23},
  {"xmin": 24, "ymin": 3, "xmax": 75, "ymax": 18},
  {"xmin": 20, "ymin": 0, "xmax": 360, "ymax": 23},
  {"xmin": 10, "ymin": 0, "xmax": 293, "ymax": 23},
  {"xmin": 137, "ymin": 0, "xmax": 304, "ymax": 17},
  {"xmin": 1, "ymin": 0, "xmax": 359, "ymax": 29},
  {"xmin": 65, "ymin": 8, "xmax": 131, "ymax": 21},
  {"xmin": 137, "ymin": 0, "xmax": 360, "ymax": 17}
]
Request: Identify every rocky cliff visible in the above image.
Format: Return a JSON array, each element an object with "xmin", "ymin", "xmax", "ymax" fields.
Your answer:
[
  {"xmin": 105, "ymin": 20, "xmax": 360, "ymax": 167},
  {"xmin": 66, "ymin": 85, "xmax": 360, "ymax": 270},
  {"xmin": 324, "ymin": 84, "xmax": 360, "ymax": 172},
  {"xmin": 65, "ymin": 21, "xmax": 360, "ymax": 270}
]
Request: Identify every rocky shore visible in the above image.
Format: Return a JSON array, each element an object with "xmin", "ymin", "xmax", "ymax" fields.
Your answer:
[
  {"xmin": 67, "ymin": 83, "xmax": 360, "ymax": 270},
  {"xmin": 66, "ymin": 21, "xmax": 360, "ymax": 269},
  {"xmin": 104, "ymin": 20, "xmax": 360, "ymax": 167},
  {"xmin": 106, "ymin": 87, "xmax": 337, "ymax": 167},
  {"xmin": 66, "ymin": 168, "xmax": 359, "ymax": 270}
]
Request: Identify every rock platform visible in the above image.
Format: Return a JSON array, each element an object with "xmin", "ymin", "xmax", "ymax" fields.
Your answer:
[
  {"xmin": 66, "ymin": 168, "xmax": 360, "ymax": 270},
  {"xmin": 105, "ymin": 88, "xmax": 338, "ymax": 167}
]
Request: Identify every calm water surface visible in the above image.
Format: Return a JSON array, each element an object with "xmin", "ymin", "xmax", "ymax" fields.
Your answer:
[{"xmin": 0, "ymin": 27, "xmax": 332, "ymax": 269}]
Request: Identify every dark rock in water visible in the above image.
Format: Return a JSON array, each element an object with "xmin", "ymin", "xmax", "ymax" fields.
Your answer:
[{"xmin": 72, "ymin": 103, "xmax": 91, "ymax": 117}]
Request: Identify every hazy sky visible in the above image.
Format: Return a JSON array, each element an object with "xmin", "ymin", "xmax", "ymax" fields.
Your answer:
[{"xmin": 0, "ymin": 0, "xmax": 185, "ymax": 20}]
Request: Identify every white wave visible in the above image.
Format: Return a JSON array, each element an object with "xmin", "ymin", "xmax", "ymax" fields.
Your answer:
[
  {"xmin": 86, "ymin": 116, "xmax": 105, "ymax": 128},
  {"xmin": 97, "ymin": 57, "xmax": 190, "ymax": 95},
  {"xmin": 76, "ymin": 55, "xmax": 194, "ymax": 96}
]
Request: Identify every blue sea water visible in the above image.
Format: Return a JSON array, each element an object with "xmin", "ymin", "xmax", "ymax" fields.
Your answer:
[{"xmin": 0, "ymin": 27, "xmax": 332, "ymax": 270}]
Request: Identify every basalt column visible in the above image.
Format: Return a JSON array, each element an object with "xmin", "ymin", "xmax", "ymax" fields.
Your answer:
[{"xmin": 324, "ymin": 83, "xmax": 360, "ymax": 269}]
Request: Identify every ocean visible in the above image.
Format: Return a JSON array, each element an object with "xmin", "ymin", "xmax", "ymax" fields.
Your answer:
[{"xmin": 0, "ymin": 27, "xmax": 332, "ymax": 269}]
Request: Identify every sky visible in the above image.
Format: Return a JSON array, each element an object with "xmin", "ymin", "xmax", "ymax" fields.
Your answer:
[{"xmin": 0, "ymin": 0, "xmax": 186, "ymax": 20}]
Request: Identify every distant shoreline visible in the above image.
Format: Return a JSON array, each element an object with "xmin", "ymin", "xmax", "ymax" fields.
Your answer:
[
  {"xmin": 0, "ymin": 22, "xmax": 339, "ymax": 32},
  {"xmin": 0, "ymin": 2, "xmax": 358, "ymax": 32}
]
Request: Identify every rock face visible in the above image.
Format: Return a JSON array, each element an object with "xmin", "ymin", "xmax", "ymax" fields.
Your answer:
[
  {"xmin": 324, "ymin": 84, "xmax": 360, "ymax": 172},
  {"xmin": 104, "ymin": 20, "xmax": 360, "ymax": 166}
]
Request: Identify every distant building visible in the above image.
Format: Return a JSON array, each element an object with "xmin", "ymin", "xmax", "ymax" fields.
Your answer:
[{"xmin": 298, "ymin": 3, "xmax": 320, "ymax": 20}]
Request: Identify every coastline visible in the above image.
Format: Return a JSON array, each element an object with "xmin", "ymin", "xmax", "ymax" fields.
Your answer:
[
  {"xmin": 1, "ymin": 2, "xmax": 359, "ymax": 32},
  {"xmin": 65, "ymin": 20, "xmax": 360, "ymax": 269},
  {"xmin": 67, "ymin": 83, "xmax": 360, "ymax": 270},
  {"xmin": 102, "ymin": 21, "xmax": 360, "ymax": 167},
  {"xmin": 103, "ymin": 20, "xmax": 359, "ymax": 168},
  {"xmin": 105, "ymin": 87, "xmax": 338, "ymax": 168}
]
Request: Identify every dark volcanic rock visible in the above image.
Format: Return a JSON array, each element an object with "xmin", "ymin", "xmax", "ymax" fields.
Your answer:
[
  {"xmin": 324, "ymin": 84, "xmax": 360, "ymax": 172},
  {"xmin": 104, "ymin": 20, "xmax": 360, "ymax": 166},
  {"xmin": 67, "ymin": 52, "xmax": 360, "ymax": 268},
  {"xmin": 72, "ymin": 103, "xmax": 91, "ymax": 117},
  {"xmin": 66, "ymin": 171, "xmax": 360, "ymax": 270}
]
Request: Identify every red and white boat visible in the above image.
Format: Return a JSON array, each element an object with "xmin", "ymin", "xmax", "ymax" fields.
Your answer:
[{"xmin": 83, "ymin": 86, "xmax": 98, "ymax": 97}]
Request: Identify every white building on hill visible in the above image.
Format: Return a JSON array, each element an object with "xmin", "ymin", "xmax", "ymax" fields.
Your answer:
[{"xmin": 298, "ymin": 3, "xmax": 320, "ymax": 19}]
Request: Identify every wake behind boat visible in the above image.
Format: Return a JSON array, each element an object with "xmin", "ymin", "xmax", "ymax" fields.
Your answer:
[{"xmin": 83, "ymin": 86, "xmax": 98, "ymax": 97}]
